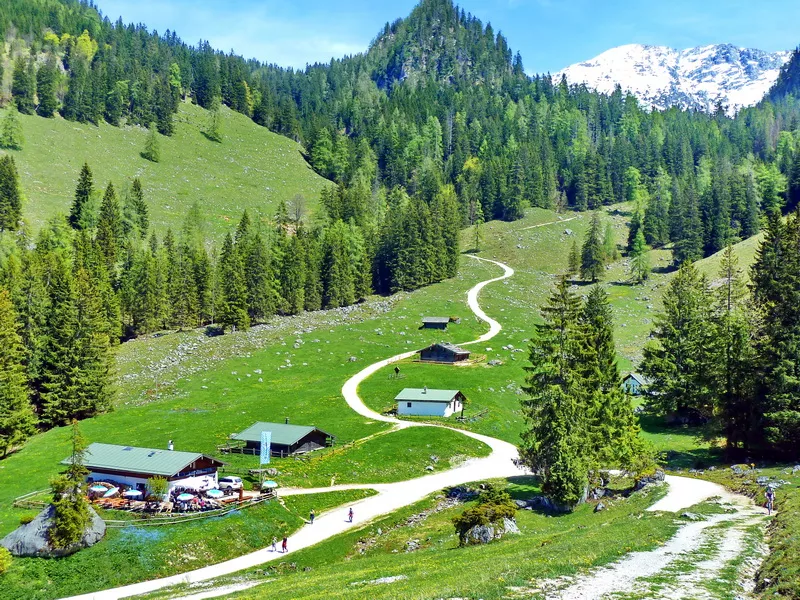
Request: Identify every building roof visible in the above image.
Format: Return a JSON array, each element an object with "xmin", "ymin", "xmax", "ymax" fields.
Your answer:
[
  {"xmin": 423, "ymin": 342, "xmax": 470, "ymax": 354},
  {"xmin": 232, "ymin": 422, "xmax": 333, "ymax": 446},
  {"xmin": 422, "ymin": 317, "xmax": 450, "ymax": 324},
  {"xmin": 61, "ymin": 443, "xmax": 223, "ymax": 477},
  {"xmin": 624, "ymin": 373, "xmax": 652, "ymax": 386},
  {"xmin": 394, "ymin": 388, "xmax": 463, "ymax": 403}
]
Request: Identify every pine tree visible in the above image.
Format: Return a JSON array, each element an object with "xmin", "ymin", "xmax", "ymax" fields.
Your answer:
[
  {"xmin": 11, "ymin": 56, "xmax": 35, "ymax": 114},
  {"xmin": 130, "ymin": 178, "xmax": 149, "ymax": 237},
  {"xmin": 205, "ymin": 96, "xmax": 223, "ymax": 142},
  {"xmin": 1, "ymin": 105, "xmax": 24, "ymax": 150},
  {"xmin": 581, "ymin": 213, "xmax": 604, "ymax": 282},
  {"xmin": 217, "ymin": 233, "xmax": 249, "ymax": 331},
  {"xmin": 565, "ymin": 239, "xmax": 580, "ymax": 278},
  {"xmin": 36, "ymin": 56, "xmax": 60, "ymax": 118},
  {"xmin": 142, "ymin": 123, "xmax": 161, "ymax": 162},
  {"xmin": 520, "ymin": 277, "xmax": 588, "ymax": 509},
  {"xmin": 245, "ymin": 233, "xmax": 279, "ymax": 321},
  {"xmin": 96, "ymin": 182, "xmax": 123, "ymax": 269},
  {"xmin": 71, "ymin": 163, "xmax": 93, "ymax": 230},
  {"xmin": 602, "ymin": 222, "xmax": 618, "ymax": 262},
  {"xmin": 629, "ymin": 229, "xmax": 651, "ymax": 283},
  {"xmin": 50, "ymin": 420, "xmax": 90, "ymax": 549},
  {"xmin": 0, "ymin": 289, "xmax": 37, "ymax": 457},
  {"xmin": 0, "ymin": 155, "xmax": 23, "ymax": 232},
  {"xmin": 640, "ymin": 261, "xmax": 716, "ymax": 418},
  {"xmin": 713, "ymin": 245, "xmax": 754, "ymax": 457},
  {"xmin": 278, "ymin": 232, "xmax": 306, "ymax": 315}
]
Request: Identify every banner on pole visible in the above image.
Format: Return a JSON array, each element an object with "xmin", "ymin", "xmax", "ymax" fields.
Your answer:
[{"xmin": 260, "ymin": 431, "xmax": 271, "ymax": 464}]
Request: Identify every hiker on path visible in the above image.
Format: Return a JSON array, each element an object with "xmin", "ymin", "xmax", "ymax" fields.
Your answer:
[
  {"xmin": 271, "ymin": 536, "xmax": 277, "ymax": 552},
  {"xmin": 348, "ymin": 507, "xmax": 354, "ymax": 523},
  {"xmin": 766, "ymin": 486, "xmax": 776, "ymax": 515},
  {"xmin": 310, "ymin": 509, "xmax": 315, "ymax": 524},
  {"xmin": 282, "ymin": 537, "xmax": 288, "ymax": 553}
]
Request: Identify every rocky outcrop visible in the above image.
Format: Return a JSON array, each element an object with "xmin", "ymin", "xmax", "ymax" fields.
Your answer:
[
  {"xmin": 0, "ymin": 505, "xmax": 106, "ymax": 558},
  {"xmin": 463, "ymin": 517, "xmax": 520, "ymax": 545}
]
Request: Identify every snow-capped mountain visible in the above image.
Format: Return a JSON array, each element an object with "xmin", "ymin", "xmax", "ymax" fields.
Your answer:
[{"xmin": 556, "ymin": 44, "xmax": 791, "ymax": 114}]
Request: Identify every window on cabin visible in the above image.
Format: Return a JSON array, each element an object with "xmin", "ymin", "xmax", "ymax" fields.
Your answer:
[{"xmin": 407, "ymin": 402, "xmax": 412, "ymax": 408}]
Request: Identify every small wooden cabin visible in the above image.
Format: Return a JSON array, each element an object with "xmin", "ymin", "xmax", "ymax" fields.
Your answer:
[
  {"xmin": 63, "ymin": 443, "xmax": 224, "ymax": 494},
  {"xmin": 395, "ymin": 388, "xmax": 465, "ymax": 417},
  {"xmin": 421, "ymin": 317, "xmax": 450, "ymax": 330},
  {"xmin": 231, "ymin": 422, "xmax": 334, "ymax": 457},
  {"xmin": 420, "ymin": 342, "xmax": 471, "ymax": 363},
  {"xmin": 622, "ymin": 373, "xmax": 650, "ymax": 396}
]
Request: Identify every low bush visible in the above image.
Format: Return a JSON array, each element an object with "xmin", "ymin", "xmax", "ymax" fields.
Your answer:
[{"xmin": 452, "ymin": 485, "xmax": 517, "ymax": 546}]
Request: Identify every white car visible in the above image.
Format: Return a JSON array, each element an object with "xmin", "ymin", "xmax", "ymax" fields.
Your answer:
[{"xmin": 218, "ymin": 476, "xmax": 243, "ymax": 491}]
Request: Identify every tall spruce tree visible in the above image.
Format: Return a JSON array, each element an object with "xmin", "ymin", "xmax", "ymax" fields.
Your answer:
[
  {"xmin": 0, "ymin": 155, "xmax": 23, "ymax": 232},
  {"xmin": 96, "ymin": 182, "xmax": 123, "ymax": 269},
  {"xmin": 0, "ymin": 289, "xmax": 37, "ymax": 457},
  {"xmin": 36, "ymin": 56, "xmax": 60, "ymax": 118},
  {"xmin": 49, "ymin": 420, "xmax": 90, "ymax": 549},
  {"xmin": 217, "ymin": 233, "xmax": 249, "ymax": 331},
  {"xmin": 629, "ymin": 229, "xmax": 651, "ymax": 283},
  {"xmin": 71, "ymin": 163, "xmax": 93, "ymax": 230},
  {"xmin": 142, "ymin": 123, "xmax": 161, "ymax": 162},
  {"xmin": 581, "ymin": 212, "xmax": 604, "ymax": 282},
  {"xmin": 1, "ymin": 105, "xmax": 24, "ymax": 150},
  {"xmin": 11, "ymin": 56, "xmax": 35, "ymax": 114},
  {"xmin": 520, "ymin": 277, "xmax": 589, "ymax": 509}
]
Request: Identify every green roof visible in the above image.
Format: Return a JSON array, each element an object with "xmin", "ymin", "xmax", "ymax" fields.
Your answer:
[
  {"xmin": 394, "ymin": 388, "xmax": 463, "ymax": 403},
  {"xmin": 232, "ymin": 422, "xmax": 332, "ymax": 446},
  {"xmin": 422, "ymin": 317, "xmax": 450, "ymax": 324},
  {"xmin": 61, "ymin": 443, "xmax": 222, "ymax": 477}
]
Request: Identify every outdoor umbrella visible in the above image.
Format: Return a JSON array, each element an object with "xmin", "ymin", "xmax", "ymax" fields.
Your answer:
[
  {"xmin": 176, "ymin": 493, "xmax": 194, "ymax": 502},
  {"xmin": 123, "ymin": 490, "xmax": 143, "ymax": 498},
  {"xmin": 89, "ymin": 485, "xmax": 107, "ymax": 493},
  {"xmin": 206, "ymin": 489, "xmax": 224, "ymax": 498},
  {"xmin": 103, "ymin": 487, "xmax": 119, "ymax": 498},
  {"xmin": 262, "ymin": 480, "xmax": 278, "ymax": 488}
]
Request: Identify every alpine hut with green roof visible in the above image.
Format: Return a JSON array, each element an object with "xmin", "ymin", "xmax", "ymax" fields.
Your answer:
[
  {"xmin": 231, "ymin": 421, "xmax": 334, "ymax": 457},
  {"xmin": 395, "ymin": 387, "xmax": 465, "ymax": 417},
  {"xmin": 62, "ymin": 443, "xmax": 224, "ymax": 493}
]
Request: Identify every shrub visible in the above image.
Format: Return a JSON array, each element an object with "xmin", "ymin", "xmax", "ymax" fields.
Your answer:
[
  {"xmin": 19, "ymin": 514, "xmax": 34, "ymax": 526},
  {"xmin": 452, "ymin": 485, "xmax": 517, "ymax": 546},
  {"xmin": 0, "ymin": 547, "xmax": 12, "ymax": 574}
]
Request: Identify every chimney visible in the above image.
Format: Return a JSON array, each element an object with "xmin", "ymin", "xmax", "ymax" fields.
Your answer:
[
  {"xmin": 285, "ymin": 417, "xmax": 289, "ymax": 424},
  {"xmin": 423, "ymin": 386, "xmax": 427, "ymax": 394}
]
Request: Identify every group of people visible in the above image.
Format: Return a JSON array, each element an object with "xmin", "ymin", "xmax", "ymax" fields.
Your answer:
[{"xmin": 269, "ymin": 506, "xmax": 356, "ymax": 554}]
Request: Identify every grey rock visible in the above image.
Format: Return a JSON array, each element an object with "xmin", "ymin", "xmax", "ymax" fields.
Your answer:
[
  {"xmin": 1, "ymin": 505, "xmax": 106, "ymax": 557},
  {"xmin": 464, "ymin": 518, "xmax": 520, "ymax": 545},
  {"xmin": 680, "ymin": 512, "xmax": 704, "ymax": 521},
  {"xmin": 594, "ymin": 502, "xmax": 606, "ymax": 512},
  {"xmin": 425, "ymin": 465, "xmax": 434, "ymax": 472}
]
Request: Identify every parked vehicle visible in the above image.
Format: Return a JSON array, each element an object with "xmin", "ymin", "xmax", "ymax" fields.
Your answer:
[{"xmin": 218, "ymin": 476, "xmax": 243, "ymax": 491}]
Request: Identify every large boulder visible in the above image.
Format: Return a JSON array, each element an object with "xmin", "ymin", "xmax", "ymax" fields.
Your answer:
[
  {"xmin": 0, "ymin": 505, "xmax": 106, "ymax": 558},
  {"xmin": 463, "ymin": 517, "xmax": 520, "ymax": 545}
]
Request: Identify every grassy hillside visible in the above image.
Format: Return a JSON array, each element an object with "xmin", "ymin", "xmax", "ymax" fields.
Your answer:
[{"xmin": 5, "ymin": 103, "xmax": 331, "ymax": 237}]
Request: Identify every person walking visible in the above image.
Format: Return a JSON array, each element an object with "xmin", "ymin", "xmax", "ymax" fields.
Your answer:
[
  {"xmin": 271, "ymin": 536, "xmax": 277, "ymax": 552},
  {"xmin": 281, "ymin": 537, "xmax": 288, "ymax": 553},
  {"xmin": 766, "ymin": 486, "xmax": 776, "ymax": 515},
  {"xmin": 310, "ymin": 509, "xmax": 315, "ymax": 524},
  {"xmin": 348, "ymin": 507, "xmax": 354, "ymax": 523}
]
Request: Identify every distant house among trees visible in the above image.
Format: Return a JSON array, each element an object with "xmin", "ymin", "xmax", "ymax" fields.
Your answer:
[
  {"xmin": 395, "ymin": 388, "xmax": 465, "ymax": 417},
  {"xmin": 421, "ymin": 317, "xmax": 451, "ymax": 330},
  {"xmin": 229, "ymin": 421, "xmax": 334, "ymax": 457},
  {"xmin": 419, "ymin": 342, "xmax": 471, "ymax": 363},
  {"xmin": 622, "ymin": 373, "xmax": 651, "ymax": 395},
  {"xmin": 62, "ymin": 443, "xmax": 224, "ymax": 494}
]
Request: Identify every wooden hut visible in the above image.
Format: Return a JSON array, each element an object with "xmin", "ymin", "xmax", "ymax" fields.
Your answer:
[
  {"xmin": 421, "ymin": 317, "xmax": 450, "ymax": 330},
  {"xmin": 419, "ymin": 342, "xmax": 471, "ymax": 363},
  {"xmin": 231, "ymin": 422, "xmax": 334, "ymax": 457}
]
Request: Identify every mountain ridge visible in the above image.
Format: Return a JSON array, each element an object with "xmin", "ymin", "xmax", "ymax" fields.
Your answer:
[{"xmin": 556, "ymin": 43, "xmax": 791, "ymax": 113}]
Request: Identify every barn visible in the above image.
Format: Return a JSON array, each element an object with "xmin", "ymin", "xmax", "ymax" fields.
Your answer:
[
  {"xmin": 419, "ymin": 342, "xmax": 471, "ymax": 363},
  {"xmin": 231, "ymin": 422, "xmax": 334, "ymax": 457},
  {"xmin": 395, "ymin": 387, "xmax": 465, "ymax": 417},
  {"xmin": 63, "ymin": 443, "xmax": 225, "ymax": 494},
  {"xmin": 421, "ymin": 317, "xmax": 450, "ymax": 330}
]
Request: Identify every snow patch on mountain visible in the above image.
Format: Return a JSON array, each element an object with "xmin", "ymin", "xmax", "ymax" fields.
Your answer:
[{"xmin": 556, "ymin": 44, "xmax": 791, "ymax": 114}]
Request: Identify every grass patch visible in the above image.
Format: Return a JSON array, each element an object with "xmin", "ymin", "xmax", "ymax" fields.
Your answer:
[{"xmin": 6, "ymin": 103, "xmax": 330, "ymax": 237}]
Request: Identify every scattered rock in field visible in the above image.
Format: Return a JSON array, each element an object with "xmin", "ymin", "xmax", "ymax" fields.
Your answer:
[
  {"xmin": 430, "ymin": 455, "xmax": 439, "ymax": 464},
  {"xmin": 564, "ymin": 229, "xmax": 574, "ymax": 236},
  {"xmin": 594, "ymin": 502, "xmax": 606, "ymax": 513},
  {"xmin": 405, "ymin": 539, "xmax": 420, "ymax": 552},
  {"xmin": 348, "ymin": 356, "xmax": 358, "ymax": 362},
  {"xmin": 680, "ymin": 512, "xmax": 704, "ymax": 521},
  {"xmin": 463, "ymin": 517, "xmax": 520, "ymax": 545},
  {"xmin": 425, "ymin": 465, "xmax": 434, "ymax": 471},
  {"xmin": 349, "ymin": 574, "xmax": 408, "ymax": 586},
  {"xmin": 487, "ymin": 360, "xmax": 502, "ymax": 366}
]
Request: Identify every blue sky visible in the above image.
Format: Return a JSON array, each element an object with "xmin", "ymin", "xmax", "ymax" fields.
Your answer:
[{"xmin": 97, "ymin": 0, "xmax": 800, "ymax": 74}]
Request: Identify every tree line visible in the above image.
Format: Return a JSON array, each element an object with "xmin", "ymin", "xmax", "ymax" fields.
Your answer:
[
  {"xmin": 4, "ymin": 0, "xmax": 800, "ymax": 268},
  {"xmin": 640, "ymin": 211, "xmax": 800, "ymax": 461}
]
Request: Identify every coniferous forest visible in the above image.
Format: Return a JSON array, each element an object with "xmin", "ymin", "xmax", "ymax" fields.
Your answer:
[{"xmin": 2, "ymin": 0, "xmax": 800, "ymax": 459}]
